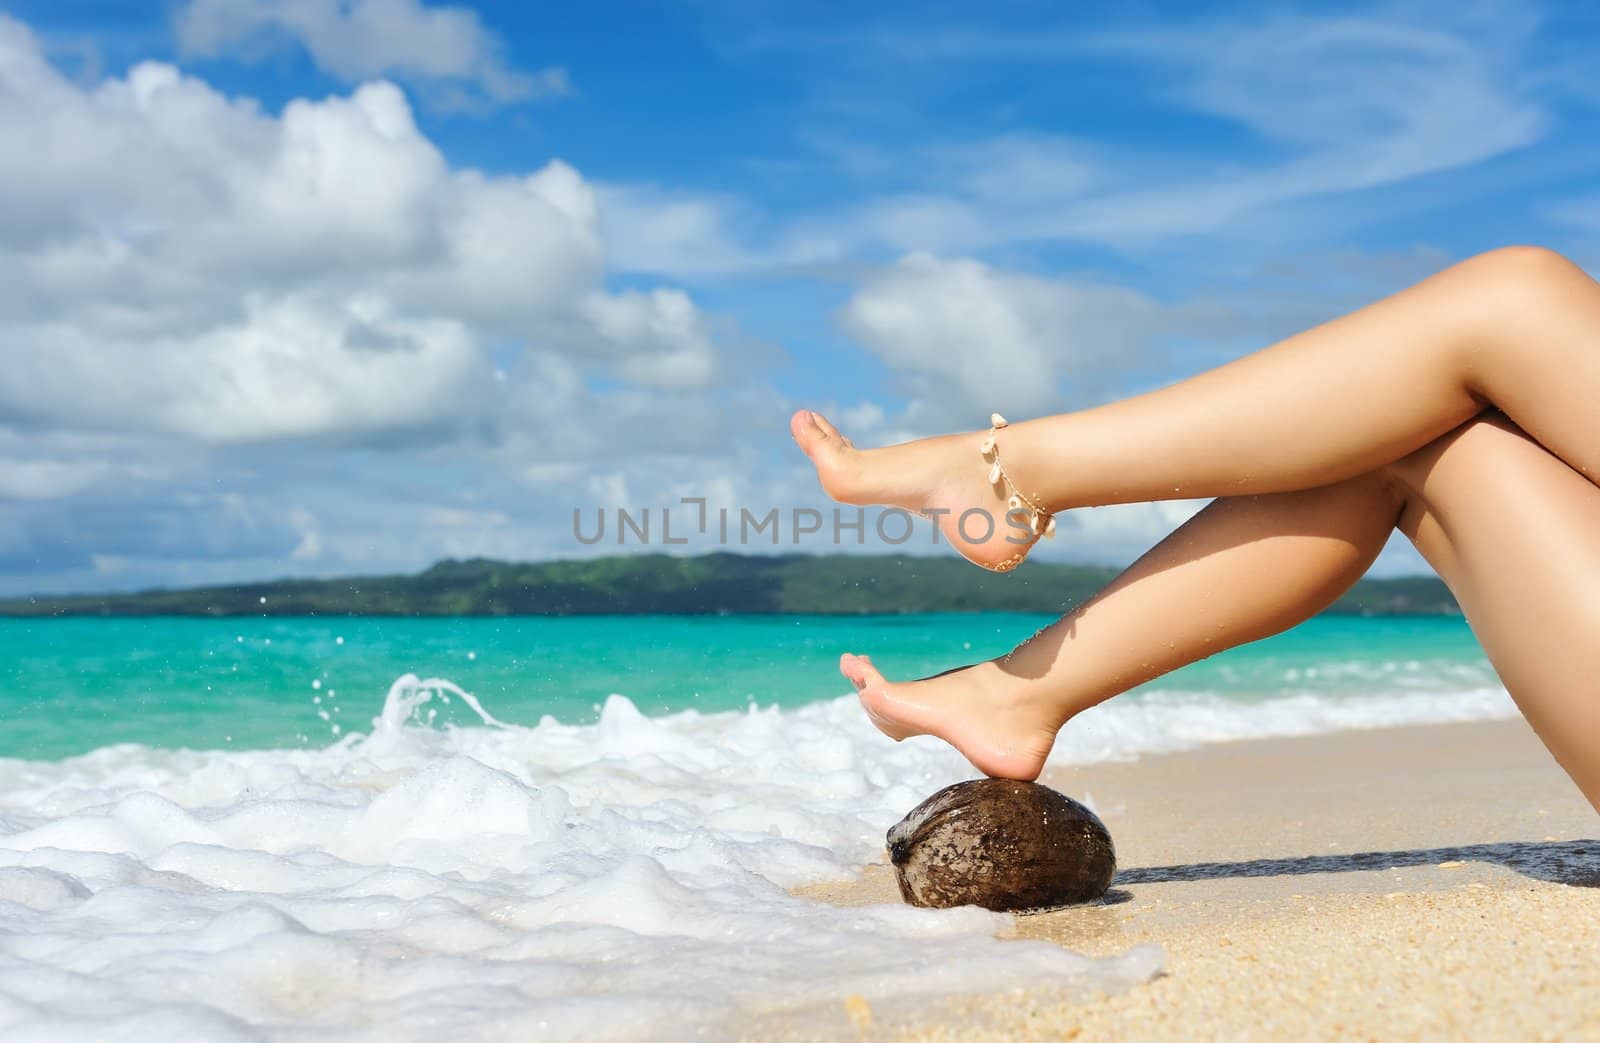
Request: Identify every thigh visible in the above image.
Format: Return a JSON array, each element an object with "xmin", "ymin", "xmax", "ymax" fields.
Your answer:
[{"xmin": 1386, "ymin": 413, "xmax": 1600, "ymax": 810}]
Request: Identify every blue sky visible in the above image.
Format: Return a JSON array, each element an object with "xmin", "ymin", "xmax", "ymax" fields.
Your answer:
[{"xmin": 1, "ymin": 0, "xmax": 1598, "ymax": 594}]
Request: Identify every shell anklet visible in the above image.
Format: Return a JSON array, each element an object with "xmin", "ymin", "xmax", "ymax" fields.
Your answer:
[{"xmin": 975, "ymin": 413, "xmax": 1055, "ymax": 573}]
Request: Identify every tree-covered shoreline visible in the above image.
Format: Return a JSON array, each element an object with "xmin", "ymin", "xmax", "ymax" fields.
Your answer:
[{"xmin": 0, "ymin": 553, "xmax": 1460, "ymax": 618}]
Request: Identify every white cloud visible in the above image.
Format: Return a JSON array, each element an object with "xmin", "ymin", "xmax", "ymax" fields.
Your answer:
[
  {"xmin": 824, "ymin": 20, "xmax": 1545, "ymax": 256},
  {"xmin": 422, "ymin": 506, "xmax": 511, "ymax": 528},
  {"xmin": 0, "ymin": 16, "xmax": 745, "ymax": 446},
  {"xmin": 287, "ymin": 507, "xmax": 323, "ymax": 560},
  {"xmin": 1039, "ymin": 15, "xmax": 1548, "ymax": 237},
  {"xmin": 1542, "ymin": 193, "xmax": 1600, "ymax": 233},
  {"xmin": 1106, "ymin": 18, "xmax": 1519, "ymax": 148},
  {"xmin": 596, "ymin": 136, "xmax": 1108, "ymax": 279},
  {"xmin": 839, "ymin": 253, "xmax": 1221, "ymax": 416},
  {"xmin": 597, "ymin": 184, "xmax": 762, "ymax": 278},
  {"xmin": 941, "ymin": 134, "xmax": 1098, "ymax": 206},
  {"xmin": 0, "ymin": 458, "xmax": 116, "ymax": 501},
  {"xmin": 3, "ymin": 291, "xmax": 494, "ymax": 443},
  {"xmin": 1046, "ymin": 499, "xmax": 1209, "ymax": 565},
  {"xmin": 841, "ymin": 254, "xmax": 1057, "ymax": 414},
  {"xmin": 1028, "ymin": 497, "xmax": 1429, "ymax": 577},
  {"xmin": 834, "ymin": 401, "xmax": 887, "ymax": 434},
  {"xmin": 174, "ymin": 0, "xmax": 568, "ymax": 107},
  {"xmin": 0, "ymin": 428, "xmax": 188, "ymax": 504},
  {"xmin": 579, "ymin": 289, "xmax": 724, "ymax": 389}
]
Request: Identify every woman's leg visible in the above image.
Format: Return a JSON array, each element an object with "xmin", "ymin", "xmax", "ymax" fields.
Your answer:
[
  {"xmin": 1387, "ymin": 414, "xmax": 1600, "ymax": 809},
  {"xmin": 842, "ymin": 471, "xmax": 1405, "ymax": 779},
  {"xmin": 795, "ymin": 246, "xmax": 1600, "ymax": 569},
  {"xmin": 843, "ymin": 414, "xmax": 1600, "ymax": 811}
]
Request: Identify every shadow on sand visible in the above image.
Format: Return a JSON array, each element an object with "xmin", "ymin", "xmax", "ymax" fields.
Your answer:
[{"xmin": 1114, "ymin": 839, "xmax": 1600, "ymax": 888}]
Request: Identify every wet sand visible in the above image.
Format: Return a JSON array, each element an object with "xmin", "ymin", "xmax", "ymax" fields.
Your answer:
[{"xmin": 791, "ymin": 718, "xmax": 1600, "ymax": 1040}]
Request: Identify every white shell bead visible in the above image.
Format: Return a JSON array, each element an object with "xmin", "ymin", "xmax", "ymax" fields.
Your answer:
[
  {"xmin": 988, "ymin": 461, "xmax": 1002, "ymax": 483},
  {"xmin": 990, "ymin": 413, "xmax": 1008, "ymax": 428},
  {"xmin": 1044, "ymin": 515, "xmax": 1057, "ymax": 538},
  {"xmin": 980, "ymin": 436, "xmax": 995, "ymax": 454}
]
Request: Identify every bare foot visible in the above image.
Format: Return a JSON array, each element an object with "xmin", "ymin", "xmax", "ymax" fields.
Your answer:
[
  {"xmin": 839, "ymin": 652, "xmax": 1062, "ymax": 781},
  {"xmin": 790, "ymin": 409, "xmax": 1044, "ymax": 571}
]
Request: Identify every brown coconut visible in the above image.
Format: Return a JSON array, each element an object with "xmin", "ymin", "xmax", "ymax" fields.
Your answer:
[{"xmin": 886, "ymin": 778, "xmax": 1116, "ymax": 912}]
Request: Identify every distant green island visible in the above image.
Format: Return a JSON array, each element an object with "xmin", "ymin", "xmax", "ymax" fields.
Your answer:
[{"xmin": 0, "ymin": 553, "xmax": 1459, "ymax": 617}]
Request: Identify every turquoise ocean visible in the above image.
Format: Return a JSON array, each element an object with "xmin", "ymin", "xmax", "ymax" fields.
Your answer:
[{"xmin": 2, "ymin": 613, "xmax": 1500, "ymax": 761}]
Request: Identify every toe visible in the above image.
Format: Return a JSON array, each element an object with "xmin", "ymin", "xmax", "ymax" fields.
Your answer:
[
  {"xmin": 790, "ymin": 409, "xmax": 828, "ymax": 454},
  {"xmin": 810, "ymin": 412, "xmax": 854, "ymax": 449},
  {"xmin": 839, "ymin": 652, "xmax": 867, "ymax": 690},
  {"xmin": 793, "ymin": 409, "xmax": 870, "ymax": 506},
  {"xmin": 853, "ymin": 655, "xmax": 887, "ymax": 689}
]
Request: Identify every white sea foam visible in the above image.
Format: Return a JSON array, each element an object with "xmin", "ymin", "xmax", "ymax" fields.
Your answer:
[
  {"xmin": 0, "ymin": 676, "xmax": 1149, "ymax": 1041},
  {"xmin": 1049, "ymin": 683, "xmax": 1517, "ymax": 766},
  {"xmin": 0, "ymin": 674, "xmax": 1517, "ymax": 1040}
]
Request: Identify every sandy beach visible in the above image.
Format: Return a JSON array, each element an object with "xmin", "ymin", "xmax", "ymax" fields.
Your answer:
[{"xmin": 794, "ymin": 718, "xmax": 1600, "ymax": 1041}]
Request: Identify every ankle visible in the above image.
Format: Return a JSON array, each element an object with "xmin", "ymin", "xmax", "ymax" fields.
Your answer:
[
  {"xmin": 995, "ymin": 426, "xmax": 1061, "ymax": 511},
  {"xmin": 975, "ymin": 659, "xmax": 1067, "ymax": 725}
]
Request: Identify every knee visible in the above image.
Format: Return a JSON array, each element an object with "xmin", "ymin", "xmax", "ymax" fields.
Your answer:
[
  {"xmin": 1378, "ymin": 434, "xmax": 1459, "ymax": 544},
  {"xmin": 1470, "ymin": 244, "xmax": 1575, "ymax": 276},
  {"xmin": 1376, "ymin": 456, "xmax": 1421, "ymax": 518},
  {"xmin": 1461, "ymin": 244, "xmax": 1584, "ymax": 305},
  {"xmin": 1379, "ymin": 421, "xmax": 1468, "ymax": 502},
  {"xmin": 1447, "ymin": 246, "xmax": 1590, "ymax": 377}
]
